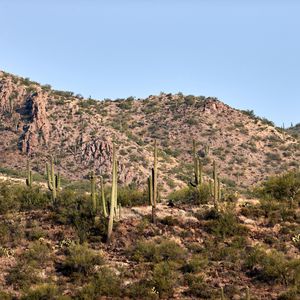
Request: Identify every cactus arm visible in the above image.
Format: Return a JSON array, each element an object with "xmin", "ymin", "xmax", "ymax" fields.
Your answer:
[{"xmin": 56, "ymin": 172, "xmax": 61, "ymax": 189}]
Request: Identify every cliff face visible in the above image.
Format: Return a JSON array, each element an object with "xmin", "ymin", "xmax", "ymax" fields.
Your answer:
[{"xmin": 0, "ymin": 70, "xmax": 299, "ymax": 192}]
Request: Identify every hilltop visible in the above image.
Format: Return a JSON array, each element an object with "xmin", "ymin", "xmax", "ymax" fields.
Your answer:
[{"xmin": 0, "ymin": 70, "xmax": 299, "ymax": 193}]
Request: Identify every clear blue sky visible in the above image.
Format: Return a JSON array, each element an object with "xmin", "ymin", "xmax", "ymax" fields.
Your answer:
[{"xmin": 1, "ymin": 0, "xmax": 299, "ymax": 126}]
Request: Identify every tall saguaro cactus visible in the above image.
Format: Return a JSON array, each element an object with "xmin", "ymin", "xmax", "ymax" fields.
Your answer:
[
  {"xmin": 148, "ymin": 140, "xmax": 158, "ymax": 223},
  {"xmin": 46, "ymin": 156, "xmax": 60, "ymax": 203},
  {"xmin": 89, "ymin": 171, "xmax": 97, "ymax": 212},
  {"xmin": 107, "ymin": 143, "xmax": 118, "ymax": 243},
  {"xmin": 213, "ymin": 160, "xmax": 219, "ymax": 211},
  {"xmin": 190, "ymin": 140, "xmax": 203, "ymax": 187},
  {"xmin": 100, "ymin": 176, "xmax": 108, "ymax": 218},
  {"xmin": 26, "ymin": 160, "xmax": 33, "ymax": 187}
]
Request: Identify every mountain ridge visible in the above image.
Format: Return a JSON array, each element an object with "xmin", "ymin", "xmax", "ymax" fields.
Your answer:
[{"xmin": 1, "ymin": 70, "xmax": 299, "ymax": 193}]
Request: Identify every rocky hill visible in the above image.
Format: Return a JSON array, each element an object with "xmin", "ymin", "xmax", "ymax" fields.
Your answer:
[
  {"xmin": 287, "ymin": 124, "xmax": 300, "ymax": 139},
  {"xmin": 1, "ymin": 70, "xmax": 299, "ymax": 192}
]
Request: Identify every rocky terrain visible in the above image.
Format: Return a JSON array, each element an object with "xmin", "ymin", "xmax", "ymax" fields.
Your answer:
[
  {"xmin": 287, "ymin": 124, "xmax": 300, "ymax": 139},
  {"xmin": 0, "ymin": 177, "xmax": 299, "ymax": 299},
  {"xmin": 0, "ymin": 70, "xmax": 299, "ymax": 299},
  {"xmin": 1, "ymin": 70, "xmax": 300, "ymax": 194}
]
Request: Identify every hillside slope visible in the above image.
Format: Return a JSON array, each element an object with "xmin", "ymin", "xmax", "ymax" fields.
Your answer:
[{"xmin": 0, "ymin": 70, "xmax": 299, "ymax": 192}]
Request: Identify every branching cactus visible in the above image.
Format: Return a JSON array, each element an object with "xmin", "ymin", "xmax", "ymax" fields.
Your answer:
[
  {"xmin": 148, "ymin": 140, "xmax": 158, "ymax": 223},
  {"xmin": 89, "ymin": 171, "xmax": 97, "ymax": 212},
  {"xmin": 107, "ymin": 143, "xmax": 118, "ymax": 243},
  {"xmin": 26, "ymin": 160, "xmax": 33, "ymax": 187},
  {"xmin": 100, "ymin": 176, "xmax": 108, "ymax": 218},
  {"xmin": 46, "ymin": 156, "xmax": 60, "ymax": 203}
]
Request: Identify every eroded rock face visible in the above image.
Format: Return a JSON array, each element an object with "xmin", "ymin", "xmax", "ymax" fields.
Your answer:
[
  {"xmin": 203, "ymin": 98, "xmax": 231, "ymax": 113},
  {"xmin": 80, "ymin": 139, "xmax": 134, "ymax": 184},
  {"xmin": 19, "ymin": 89, "xmax": 50, "ymax": 154}
]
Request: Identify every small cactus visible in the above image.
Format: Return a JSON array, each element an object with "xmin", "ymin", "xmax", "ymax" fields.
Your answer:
[
  {"xmin": 46, "ymin": 156, "xmax": 60, "ymax": 203},
  {"xmin": 26, "ymin": 160, "xmax": 33, "ymax": 187}
]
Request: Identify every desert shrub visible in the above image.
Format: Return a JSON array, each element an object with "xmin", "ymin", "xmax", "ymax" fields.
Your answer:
[
  {"xmin": 20, "ymin": 284, "xmax": 65, "ymax": 300},
  {"xmin": 257, "ymin": 171, "xmax": 300, "ymax": 202},
  {"xmin": 184, "ymin": 274, "xmax": 214, "ymax": 298},
  {"xmin": 130, "ymin": 239, "xmax": 186, "ymax": 264},
  {"xmin": 22, "ymin": 241, "xmax": 51, "ymax": 266},
  {"xmin": 77, "ymin": 267, "xmax": 121, "ymax": 299},
  {"xmin": 181, "ymin": 255, "xmax": 208, "ymax": 273},
  {"xmin": 160, "ymin": 216, "xmax": 180, "ymax": 226},
  {"xmin": 0, "ymin": 291, "xmax": 12, "ymax": 300},
  {"xmin": 151, "ymin": 262, "xmax": 179, "ymax": 298},
  {"xmin": 168, "ymin": 184, "xmax": 210, "ymax": 205},
  {"xmin": 0, "ymin": 220, "xmax": 23, "ymax": 246},
  {"xmin": 117, "ymin": 186, "xmax": 148, "ymax": 207},
  {"xmin": 244, "ymin": 247, "xmax": 300, "ymax": 285},
  {"xmin": 0, "ymin": 182, "xmax": 49, "ymax": 213},
  {"xmin": 126, "ymin": 278, "xmax": 159, "ymax": 299},
  {"xmin": 6, "ymin": 261, "xmax": 41, "ymax": 289},
  {"xmin": 0, "ymin": 182, "xmax": 21, "ymax": 213},
  {"xmin": 204, "ymin": 209, "xmax": 247, "ymax": 239},
  {"xmin": 61, "ymin": 243, "xmax": 104, "ymax": 278},
  {"xmin": 6, "ymin": 240, "xmax": 51, "ymax": 288},
  {"xmin": 53, "ymin": 192, "xmax": 106, "ymax": 243},
  {"xmin": 278, "ymin": 287, "xmax": 300, "ymax": 300}
]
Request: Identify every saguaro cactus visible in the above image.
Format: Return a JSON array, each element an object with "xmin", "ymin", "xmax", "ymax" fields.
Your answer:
[
  {"xmin": 148, "ymin": 140, "xmax": 158, "ymax": 223},
  {"xmin": 220, "ymin": 287, "xmax": 225, "ymax": 300},
  {"xmin": 89, "ymin": 171, "xmax": 97, "ymax": 212},
  {"xmin": 26, "ymin": 160, "xmax": 33, "ymax": 187},
  {"xmin": 46, "ymin": 156, "xmax": 60, "ymax": 203},
  {"xmin": 107, "ymin": 143, "xmax": 118, "ymax": 243},
  {"xmin": 190, "ymin": 140, "xmax": 203, "ymax": 187},
  {"xmin": 100, "ymin": 176, "xmax": 108, "ymax": 218},
  {"xmin": 213, "ymin": 160, "xmax": 219, "ymax": 211},
  {"xmin": 246, "ymin": 287, "xmax": 250, "ymax": 300}
]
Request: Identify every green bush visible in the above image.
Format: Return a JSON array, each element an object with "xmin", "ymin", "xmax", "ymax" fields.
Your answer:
[
  {"xmin": 130, "ymin": 239, "xmax": 186, "ymax": 264},
  {"xmin": 126, "ymin": 279, "xmax": 159, "ymax": 299},
  {"xmin": 117, "ymin": 186, "xmax": 148, "ymax": 207},
  {"xmin": 257, "ymin": 171, "xmax": 300, "ymax": 202},
  {"xmin": 204, "ymin": 209, "xmax": 247, "ymax": 239},
  {"xmin": 77, "ymin": 267, "xmax": 121, "ymax": 299},
  {"xmin": 151, "ymin": 262, "xmax": 179, "ymax": 298},
  {"xmin": 61, "ymin": 243, "xmax": 104, "ymax": 278},
  {"xmin": 168, "ymin": 184, "xmax": 210, "ymax": 205},
  {"xmin": 0, "ymin": 182, "xmax": 49, "ymax": 213},
  {"xmin": 20, "ymin": 284, "xmax": 67, "ymax": 300},
  {"xmin": 244, "ymin": 247, "xmax": 300, "ymax": 285},
  {"xmin": 184, "ymin": 274, "xmax": 214, "ymax": 298}
]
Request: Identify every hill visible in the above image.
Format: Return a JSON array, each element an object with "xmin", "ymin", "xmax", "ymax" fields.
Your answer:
[{"xmin": 1, "ymin": 70, "xmax": 300, "ymax": 193}]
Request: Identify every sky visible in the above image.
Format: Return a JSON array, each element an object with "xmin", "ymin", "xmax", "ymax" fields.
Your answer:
[{"xmin": 0, "ymin": 0, "xmax": 299, "ymax": 126}]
